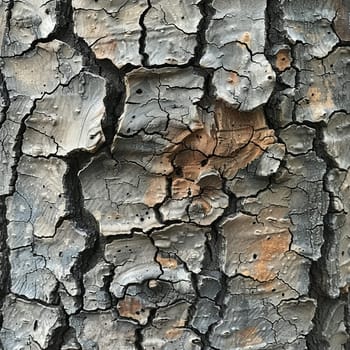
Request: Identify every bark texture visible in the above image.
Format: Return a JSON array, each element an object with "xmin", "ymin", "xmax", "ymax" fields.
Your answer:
[{"xmin": 0, "ymin": 0, "xmax": 349, "ymax": 349}]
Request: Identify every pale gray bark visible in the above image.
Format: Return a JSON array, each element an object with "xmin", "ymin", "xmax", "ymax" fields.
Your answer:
[{"xmin": 0, "ymin": 0, "xmax": 350, "ymax": 349}]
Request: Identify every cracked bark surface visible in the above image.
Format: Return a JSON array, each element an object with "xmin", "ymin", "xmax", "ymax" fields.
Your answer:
[{"xmin": 0, "ymin": 0, "xmax": 350, "ymax": 349}]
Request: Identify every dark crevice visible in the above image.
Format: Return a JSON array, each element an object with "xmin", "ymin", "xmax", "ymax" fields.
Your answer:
[
  {"xmin": 96, "ymin": 58, "xmax": 126, "ymax": 147},
  {"xmin": 0, "ymin": 196, "xmax": 10, "ymax": 318},
  {"xmin": 46, "ymin": 308, "xmax": 69, "ymax": 350},
  {"xmin": 8, "ymin": 98, "xmax": 39, "ymax": 195},
  {"xmin": 196, "ymin": 219, "xmax": 227, "ymax": 344},
  {"xmin": 207, "ymin": 265, "xmax": 228, "ymax": 344},
  {"xmin": 264, "ymin": 0, "xmax": 292, "ymax": 130},
  {"xmin": 0, "ymin": 70, "xmax": 10, "ymax": 128},
  {"xmin": 306, "ymin": 124, "xmax": 342, "ymax": 349},
  {"xmin": 135, "ymin": 325, "xmax": 144, "ymax": 350},
  {"xmin": 0, "ymin": 0, "xmax": 14, "ymax": 58},
  {"xmin": 197, "ymin": 67, "xmax": 215, "ymax": 109},
  {"xmin": 191, "ymin": 0, "xmax": 214, "ymax": 67},
  {"xmin": 53, "ymin": 0, "xmax": 127, "ymax": 151},
  {"xmin": 139, "ymin": 0, "xmax": 152, "ymax": 66},
  {"xmin": 51, "ymin": 0, "xmax": 128, "ymax": 307},
  {"xmin": 1, "ymin": 0, "xmax": 72, "ymax": 59},
  {"xmin": 4, "ymin": 0, "xmax": 14, "ymax": 33},
  {"xmin": 264, "ymin": 1, "xmax": 337, "ymax": 348},
  {"xmin": 63, "ymin": 154, "xmax": 100, "ymax": 281}
]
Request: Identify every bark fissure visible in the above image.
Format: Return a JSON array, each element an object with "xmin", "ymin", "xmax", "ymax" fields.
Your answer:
[{"xmin": 1, "ymin": 0, "xmax": 349, "ymax": 349}]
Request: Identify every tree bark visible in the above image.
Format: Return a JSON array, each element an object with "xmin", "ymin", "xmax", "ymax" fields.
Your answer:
[{"xmin": 0, "ymin": 0, "xmax": 349, "ymax": 349}]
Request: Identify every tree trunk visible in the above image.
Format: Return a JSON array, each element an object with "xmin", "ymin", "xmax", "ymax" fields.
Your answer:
[{"xmin": 0, "ymin": 0, "xmax": 349, "ymax": 349}]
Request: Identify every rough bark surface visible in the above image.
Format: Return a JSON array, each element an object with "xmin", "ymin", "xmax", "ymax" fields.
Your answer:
[{"xmin": 0, "ymin": 0, "xmax": 349, "ymax": 349}]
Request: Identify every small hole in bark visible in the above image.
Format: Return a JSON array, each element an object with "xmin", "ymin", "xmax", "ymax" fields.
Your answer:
[
  {"xmin": 132, "ymin": 115, "xmax": 135, "ymax": 119},
  {"xmin": 136, "ymin": 88, "xmax": 143, "ymax": 94},
  {"xmin": 281, "ymin": 57, "xmax": 286, "ymax": 61},
  {"xmin": 45, "ymin": 9, "xmax": 50, "ymax": 14},
  {"xmin": 127, "ymin": 128, "xmax": 130, "ymax": 133},
  {"xmin": 140, "ymin": 217, "xmax": 144, "ymax": 222},
  {"xmin": 200, "ymin": 159, "xmax": 208, "ymax": 166},
  {"xmin": 33, "ymin": 320, "xmax": 38, "ymax": 330},
  {"xmin": 253, "ymin": 253, "xmax": 258, "ymax": 259},
  {"xmin": 89, "ymin": 135, "xmax": 95, "ymax": 139},
  {"xmin": 175, "ymin": 167, "xmax": 183, "ymax": 176},
  {"xmin": 267, "ymin": 75, "xmax": 273, "ymax": 80},
  {"xmin": 342, "ymin": 251, "xmax": 345, "ymax": 256},
  {"xmin": 135, "ymin": 311, "xmax": 140, "ymax": 315},
  {"xmin": 141, "ymin": 308, "xmax": 145, "ymax": 313},
  {"xmin": 59, "ymin": 252, "xmax": 63, "ymax": 257},
  {"xmin": 282, "ymin": 293, "xmax": 285, "ymax": 297},
  {"xmin": 272, "ymin": 288, "xmax": 276, "ymax": 292}
]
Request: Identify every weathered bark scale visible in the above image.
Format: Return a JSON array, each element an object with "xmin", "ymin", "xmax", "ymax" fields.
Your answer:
[{"xmin": 0, "ymin": 0, "xmax": 350, "ymax": 349}]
